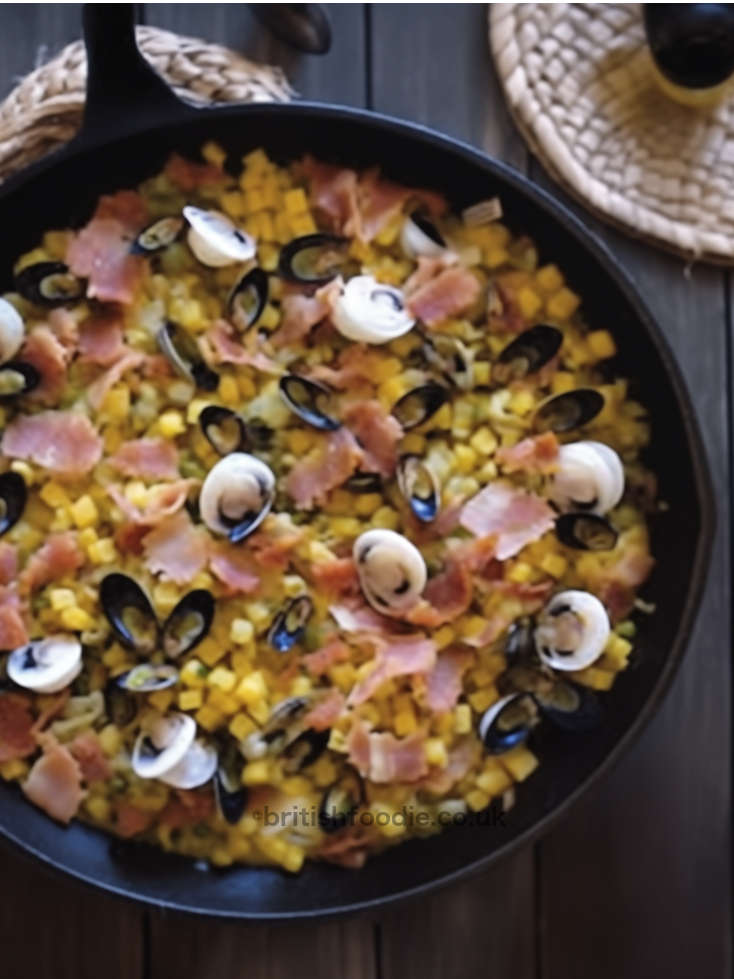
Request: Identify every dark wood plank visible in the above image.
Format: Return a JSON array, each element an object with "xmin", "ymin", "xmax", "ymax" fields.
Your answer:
[
  {"xmin": 143, "ymin": 3, "xmax": 366, "ymax": 106},
  {"xmin": 527, "ymin": 169, "xmax": 733, "ymax": 977},
  {"xmin": 0, "ymin": 8, "xmax": 144, "ymax": 979},
  {"xmin": 149, "ymin": 914, "xmax": 375, "ymax": 979},
  {"xmin": 1, "ymin": 845, "xmax": 142, "ymax": 979},
  {"xmin": 140, "ymin": 4, "xmax": 375, "ymax": 974},
  {"xmin": 0, "ymin": 3, "xmax": 83, "ymax": 101},
  {"xmin": 369, "ymin": 7, "xmax": 535, "ymax": 978}
]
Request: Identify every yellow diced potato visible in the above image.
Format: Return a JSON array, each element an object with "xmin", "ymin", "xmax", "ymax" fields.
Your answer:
[
  {"xmin": 587, "ymin": 329, "xmax": 616, "ymax": 359},
  {"xmin": 235, "ymin": 670, "xmax": 267, "ymax": 706},
  {"xmin": 546, "ymin": 286, "xmax": 581, "ymax": 320},
  {"xmin": 39, "ymin": 481, "xmax": 71, "ymax": 509},
  {"xmin": 517, "ymin": 286, "xmax": 542, "ymax": 319},
  {"xmin": 454, "ymin": 703, "xmax": 472, "ymax": 735},
  {"xmin": 228, "ymin": 712, "xmax": 256, "ymax": 740},
  {"xmin": 194, "ymin": 704, "xmax": 225, "ymax": 732},
  {"xmin": 149, "ymin": 689, "xmax": 175, "ymax": 713},
  {"xmin": 433, "ymin": 625, "xmax": 455, "ymax": 650},
  {"xmin": 197, "ymin": 637, "xmax": 227, "ymax": 667},
  {"xmin": 453, "ymin": 444, "xmax": 478, "ymax": 474},
  {"xmin": 178, "ymin": 689, "xmax": 203, "ymax": 711},
  {"xmin": 469, "ymin": 426, "xmax": 497, "ymax": 456},
  {"xmin": 469, "ymin": 687, "xmax": 499, "ymax": 713},
  {"xmin": 69, "ymin": 494, "xmax": 98, "ymax": 529},
  {"xmin": 60, "ymin": 606, "xmax": 94, "ymax": 631},
  {"xmin": 424, "ymin": 738, "xmax": 448, "ymax": 768},
  {"xmin": 157, "ymin": 409, "xmax": 186, "ymax": 437},
  {"xmin": 87, "ymin": 537, "xmax": 117, "ymax": 565},
  {"xmin": 98, "ymin": 724, "xmax": 122, "ymax": 756},
  {"xmin": 394, "ymin": 708, "xmax": 417, "ymax": 736},
  {"xmin": 283, "ymin": 187, "xmax": 309, "ymax": 215},
  {"xmin": 476, "ymin": 765, "xmax": 513, "ymax": 796},
  {"xmin": 230, "ymin": 618, "xmax": 254, "ymax": 645},
  {"xmin": 507, "ymin": 561, "xmax": 533, "ymax": 584},
  {"xmin": 535, "ymin": 263, "xmax": 564, "ymax": 293},
  {"xmin": 242, "ymin": 759, "xmax": 271, "ymax": 786},
  {"xmin": 208, "ymin": 667, "xmax": 236, "ymax": 693},
  {"xmin": 49, "ymin": 588, "xmax": 75, "ymax": 611},
  {"xmin": 500, "ymin": 745, "xmax": 539, "ymax": 781},
  {"xmin": 466, "ymin": 789, "xmax": 490, "ymax": 812},
  {"xmin": 180, "ymin": 658, "xmax": 208, "ymax": 688},
  {"xmin": 539, "ymin": 552, "xmax": 567, "ymax": 579}
]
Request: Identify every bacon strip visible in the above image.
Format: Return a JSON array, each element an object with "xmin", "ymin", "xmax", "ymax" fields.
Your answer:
[
  {"xmin": 22, "ymin": 734, "xmax": 83, "ymax": 824},
  {"xmin": 302, "ymin": 637, "xmax": 351, "ymax": 676},
  {"xmin": 348, "ymin": 635, "xmax": 436, "ymax": 706},
  {"xmin": 79, "ymin": 310, "xmax": 126, "ymax": 366},
  {"xmin": 0, "ymin": 542, "xmax": 18, "ymax": 586},
  {"xmin": 164, "ymin": 152, "xmax": 225, "ymax": 190},
  {"xmin": 0, "ymin": 693, "xmax": 36, "ymax": 763},
  {"xmin": 200, "ymin": 319, "xmax": 281, "ymax": 373},
  {"xmin": 209, "ymin": 542, "xmax": 261, "ymax": 595},
  {"xmin": 406, "ymin": 266, "xmax": 480, "ymax": 328},
  {"xmin": 107, "ymin": 479, "xmax": 198, "ymax": 526},
  {"xmin": 285, "ymin": 427, "xmax": 362, "ymax": 508},
  {"xmin": 19, "ymin": 532, "xmax": 84, "ymax": 596},
  {"xmin": 20, "ymin": 325, "xmax": 70, "ymax": 405},
  {"xmin": 143, "ymin": 509, "xmax": 209, "ymax": 584},
  {"xmin": 302, "ymin": 688, "xmax": 345, "ymax": 731},
  {"xmin": 495, "ymin": 432, "xmax": 559, "ymax": 475},
  {"xmin": 343, "ymin": 400, "xmax": 403, "ymax": 478},
  {"xmin": 87, "ymin": 349, "xmax": 145, "ymax": 411},
  {"xmin": 423, "ymin": 648, "xmax": 473, "ymax": 713},
  {"xmin": 346, "ymin": 718, "xmax": 428, "ymax": 784},
  {"xmin": 109, "ymin": 437, "xmax": 180, "ymax": 481},
  {"xmin": 69, "ymin": 731, "xmax": 112, "ymax": 783},
  {"xmin": 459, "ymin": 482, "xmax": 555, "ymax": 561},
  {"xmin": 2, "ymin": 410, "xmax": 103, "ymax": 478}
]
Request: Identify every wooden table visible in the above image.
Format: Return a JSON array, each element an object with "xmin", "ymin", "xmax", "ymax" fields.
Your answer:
[{"xmin": 0, "ymin": 6, "xmax": 730, "ymax": 977}]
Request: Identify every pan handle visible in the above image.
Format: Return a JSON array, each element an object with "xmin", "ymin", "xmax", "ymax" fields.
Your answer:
[{"xmin": 74, "ymin": 4, "xmax": 196, "ymax": 148}]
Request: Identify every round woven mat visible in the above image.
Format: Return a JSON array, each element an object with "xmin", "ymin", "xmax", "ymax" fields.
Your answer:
[
  {"xmin": 490, "ymin": 3, "xmax": 734, "ymax": 264},
  {"xmin": 0, "ymin": 26, "xmax": 293, "ymax": 183}
]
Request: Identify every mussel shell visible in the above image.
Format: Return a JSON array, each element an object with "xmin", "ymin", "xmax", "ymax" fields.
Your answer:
[
  {"xmin": 555, "ymin": 512, "xmax": 618, "ymax": 551},
  {"xmin": 99, "ymin": 573, "xmax": 159, "ymax": 654},
  {"xmin": 533, "ymin": 681, "xmax": 602, "ymax": 732},
  {"xmin": 14, "ymin": 261, "xmax": 84, "ymax": 306},
  {"xmin": 497, "ymin": 661, "xmax": 557, "ymax": 699},
  {"xmin": 157, "ymin": 321, "xmax": 219, "ymax": 391},
  {"xmin": 228, "ymin": 267, "xmax": 268, "ymax": 333},
  {"xmin": 162, "ymin": 589, "xmax": 215, "ymax": 659},
  {"xmin": 116, "ymin": 663, "xmax": 178, "ymax": 692},
  {"xmin": 421, "ymin": 332, "xmax": 472, "ymax": 389},
  {"xmin": 268, "ymin": 596, "xmax": 314, "ymax": 653},
  {"xmin": 282, "ymin": 728, "xmax": 330, "ymax": 774},
  {"xmin": 0, "ymin": 471, "xmax": 27, "ymax": 537},
  {"xmin": 279, "ymin": 374, "xmax": 340, "ymax": 431},
  {"xmin": 534, "ymin": 388, "xmax": 604, "ymax": 434},
  {"xmin": 493, "ymin": 324, "xmax": 563, "ymax": 384},
  {"xmin": 319, "ymin": 767, "xmax": 365, "ymax": 833},
  {"xmin": 396, "ymin": 454, "xmax": 439, "ymax": 523},
  {"xmin": 409, "ymin": 210, "xmax": 446, "ymax": 248},
  {"xmin": 0, "ymin": 362, "xmax": 40, "ymax": 400},
  {"xmin": 504, "ymin": 616, "xmax": 537, "ymax": 661},
  {"xmin": 278, "ymin": 233, "xmax": 348, "ymax": 285},
  {"xmin": 132, "ymin": 216, "xmax": 184, "ymax": 254},
  {"xmin": 480, "ymin": 693, "xmax": 538, "ymax": 754},
  {"xmin": 251, "ymin": 4, "xmax": 332, "ymax": 54},
  {"xmin": 199, "ymin": 405, "xmax": 248, "ymax": 456},
  {"xmin": 344, "ymin": 471, "xmax": 382, "ymax": 493},
  {"xmin": 391, "ymin": 382, "xmax": 450, "ymax": 430},
  {"xmin": 214, "ymin": 737, "xmax": 249, "ymax": 824},
  {"xmin": 105, "ymin": 681, "xmax": 138, "ymax": 727}
]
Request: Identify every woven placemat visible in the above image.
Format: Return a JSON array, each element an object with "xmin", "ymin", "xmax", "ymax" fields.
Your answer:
[
  {"xmin": 490, "ymin": 3, "xmax": 734, "ymax": 264},
  {"xmin": 0, "ymin": 25, "xmax": 293, "ymax": 182}
]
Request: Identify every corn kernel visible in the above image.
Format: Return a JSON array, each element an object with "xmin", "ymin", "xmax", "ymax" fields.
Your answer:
[
  {"xmin": 290, "ymin": 214, "xmax": 317, "ymax": 236},
  {"xmin": 180, "ymin": 658, "xmax": 208, "ymax": 688},
  {"xmin": 284, "ymin": 187, "xmax": 309, "ymax": 214},
  {"xmin": 220, "ymin": 191, "xmax": 245, "ymax": 219},
  {"xmin": 460, "ymin": 615, "xmax": 489, "ymax": 640},
  {"xmin": 195, "ymin": 704, "xmax": 225, "ymax": 732},
  {"xmin": 469, "ymin": 426, "xmax": 497, "ymax": 456},
  {"xmin": 98, "ymin": 724, "xmax": 122, "ymax": 756},
  {"xmin": 178, "ymin": 689, "xmax": 203, "ymax": 711},
  {"xmin": 500, "ymin": 745, "xmax": 538, "ymax": 781},
  {"xmin": 287, "ymin": 429, "xmax": 313, "ymax": 455},
  {"xmin": 49, "ymin": 588, "xmax": 75, "ymax": 611},
  {"xmin": 516, "ymin": 286, "xmax": 542, "ymax": 319},
  {"xmin": 148, "ymin": 689, "xmax": 175, "ymax": 713},
  {"xmin": 229, "ymin": 712, "xmax": 256, "ymax": 740},
  {"xmin": 485, "ymin": 246, "xmax": 509, "ymax": 268},
  {"xmin": 230, "ymin": 618, "xmax": 254, "ymax": 645},
  {"xmin": 394, "ymin": 708, "xmax": 417, "ymax": 736},
  {"xmin": 476, "ymin": 765, "xmax": 512, "ymax": 796},
  {"xmin": 197, "ymin": 637, "xmax": 227, "ymax": 667},
  {"xmin": 546, "ymin": 286, "xmax": 580, "ymax": 320},
  {"xmin": 87, "ymin": 537, "xmax": 117, "ymax": 565},
  {"xmin": 424, "ymin": 737, "xmax": 448, "ymax": 768},
  {"xmin": 69, "ymin": 494, "xmax": 98, "ymax": 529},
  {"xmin": 244, "ymin": 601, "xmax": 270, "ymax": 630},
  {"xmin": 587, "ymin": 329, "xmax": 616, "ymax": 359},
  {"xmin": 535, "ymin": 263, "xmax": 564, "ymax": 293},
  {"xmin": 60, "ymin": 606, "xmax": 94, "ymax": 631},
  {"xmin": 218, "ymin": 374, "xmax": 240, "ymax": 406},
  {"xmin": 102, "ymin": 645, "xmax": 128, "ymax": 668},
  {"xmin": 157, "ymin": 409, "xmax": 186, "ymax": 438},
  {"xmin": 259, "ymin": 300, "xmax": 280, "ymax": 326},
  {"xmin": 208, "ymin": 666, "xmax": 236, "ymax": 693},
  {"xmin": 187, "ymin": 398, "xmax": 215, "ymax": 424},
  {"xmin": 208, "ymin": 689, "xmax": 240, "ymax": 715},
  {"xmin": 466, "ymin": 789, "xmax": 490, "ymax": 812},
  {"xmin": 539, "ymin": 552, "xmax": 567, "ymax": 579},
  {"xmin": 202, "ymin": 140, "xmax": 226, "ymax": 167},
  {"xmin": 290, "ymin": 675, "xmax": 312, "ymax": 697},
  {"xmin": 508, "ymin": 389, "xmax": 535, "ymax": 416},
  {"xmin": 370, "ymin": 507, "xmax": 399, "ymax": 531},
  {"xmin": 469, "ymin": 687, "xmax": 499, "ymax": 713},
  {"xmin": 354, "ymin": 493, "xmax": 382, "ymax": 517},
  {"xmin": 507, "ymin": 561, "xmax": 533, "ymax": 584},
  {"xmin": 472, "ymin": 361, "xmax": 491, "ymax": 386},
  {"xmin": 39, "ymin": 481, "xmax": 70, "ymax": 509},
  {"xmin": 235, "ymin": 670, "xmax": 267, "ymax": 706},
  {"xmin": 242, "ymin": 759, "xmax": 271, "ymax": 786},
  {"xmin": 433, "ymin": 625, "xmax": 455, "ymax": 650},
  {"xmin": 454, "ymin": 703, "xmax": 472, "ymax": 735},
  {"xmin": 604, "ymin": 633, "xmax": 632, "ymax": 670},
  {"xmin": 571, "ymin": 666, "xmax": 615, "ymax": 691}
]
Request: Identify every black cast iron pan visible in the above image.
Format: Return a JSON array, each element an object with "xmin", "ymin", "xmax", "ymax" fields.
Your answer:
[{"xmin": 0, "ymin": 5, "xmax": 715, "ymax": 919}]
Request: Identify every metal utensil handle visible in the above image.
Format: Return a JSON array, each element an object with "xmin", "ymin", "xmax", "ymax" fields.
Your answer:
[{"xmin": 77, "ymin": 3, "xmax": 195, "ymax": 147}]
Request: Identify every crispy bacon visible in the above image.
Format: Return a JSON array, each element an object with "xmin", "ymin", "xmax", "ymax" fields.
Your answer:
[
  {"xmin": 109, "ymin": 437, "xmax": 180, "ymax": 481},
  {"xmin": 19, "ymin": 532, "xmax": 84, "ymax": 596},
  {"xmin": 343, "ymin": 399, "xmax": 403, "ymax": 478},
  {"xmin": 22, "ymin": 733, "xmax": 83, "ymax": 824},
  {"xmin": 159, "ymin": 788, "xmax": 215, "ymax": 828},
  {"xmin": 423, "ymin": 647, "xmax": 473, "ymax": 713},
  {"xmin": 78, "ymin": 309, "xmax": 126, "ymax": 365},
  {"xmin": 143, "ymin": 509, "xmax": 209, "ymax": 584},
  {"xmin": 67, "ymin": 190, "xmax": 148, "ymax": 304},
  {"xmin": 20, "ymin": 325, "xmax": 70, "ymax": 405},
  {"xmin": 285, "ymin": 427, "xmax": 362, "ymax": 508},
  {"xmin": 0, "ymin": 542, "xmax": 18, "ymax": 586},
  {"xmin": 48, "ymin": 308, "xmax": 79, "ymax": 353},
  {"xmin": 307, "ymin": 557, "xmax": 359, "ymax": 596},
  {"xmin": 406, "ymin": 265, "xmax": 480, "ymax": 328},
  {"xmin": 300, "ymin": 156, "xmax": 362, "ymax": 238},
  {"xmin": 346, "ymin": 718, "xmax": 428, "ymax": 783},
  {"xmin": 209, "ymin": 542, "xmax": 261, "ymax": 595},
  {"xmin": 306, "ymin": 344, "xmax": 380, "ymax": 390},
  {"xmin": 69, "ymin": 731, "xmax": 112, "ymax": 783},
  {"xmin": 114, "ymin": 801, "xmax": 153, "ymax": 838},
  {"xmin": 87, "ymin": 349, "xmax": 146, "ymax": 411},
  {"xmin": 0, "ymin": 588, "xmax": 29, "ymax": 648},
  {"xmin": 200, "ymin": 319, "xmax": 281, "ymax": 373},
  {"xmin": 2, "ymin": 410, "xmax": 103, "ymax": 478},
  {"xmin": 418, "ymin": 737, "xmax": 479, "ymax": 795},
  {"xmin": 495, "ymin": 432, "xmax": 559, "ymax": 475},
  {"xmin": 348, "ymin": 635, "xmax": 436, "ymax": 705},
  {"xmin": 302, "ymin": 637, "xmax": 351, "ymax": 676},
  {"xmin": 0, "ymin": 693, "xmax": 36, "ymax": 763},
  {"xmin": 329, "ymin": 599, "xmax": 394, "ymax": 635},
  {"xmin": 406, "ymin": 558, "xmax": 474, "ymax": 628},
  {"xmin": 459, "ymin": 482, "xmax": 555, "ymax": 560},
  {"xmin": 107, "ymin": 479, "xmax": 198, "ymax": 526}
]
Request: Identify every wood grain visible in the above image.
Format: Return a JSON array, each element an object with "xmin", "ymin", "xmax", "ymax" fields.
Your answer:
[{"xmin": 369, "ymin": 7, "xmax": 536, "ymax": 978}]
